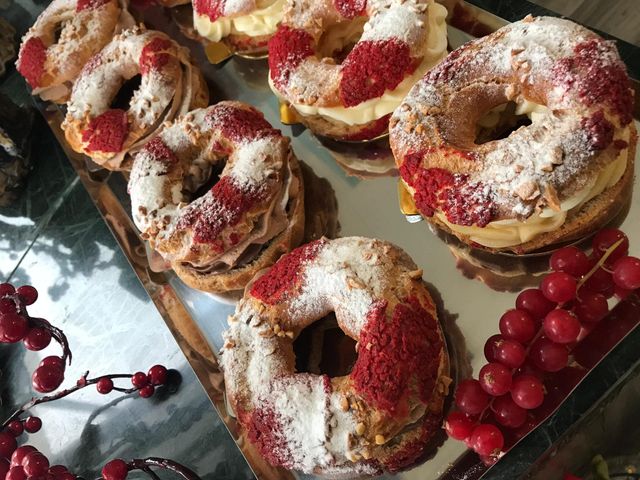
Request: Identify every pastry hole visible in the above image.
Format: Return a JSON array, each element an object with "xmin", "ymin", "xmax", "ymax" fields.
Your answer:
[
  {"xmin": 293, "ymin": 313, "xmax": 358, "ymax": 377},
  {"xmin": 184, "ymin": 159, "xmax": 225, "ymax": 198},
  {"xmin": 317, "ymin": 17, "xmax": 366, "ymax": 64},
  {"xmin": 475, "ymin": 101, "xmax": 533, "ymax": 145},
  {"xmin": 110, "ymin": 74, "xmax": 142, "ymax": 110},
  {"xmin": 53, "ymin": 22, "xmax": 65, "ymax": 44}
]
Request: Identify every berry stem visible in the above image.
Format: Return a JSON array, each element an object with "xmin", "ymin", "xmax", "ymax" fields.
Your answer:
[
  {"xmin": 576, "ymin": 238, "xmax": 624, "ymax": 291},
  {"xmin": 126, "ymin": 458, "xmax": 201, "ymax": 480},
  {"xmin": 30, "ymin": 317, "xmax": 72, "ymax": 366},
  {"xmin": 1, "ymin": 372, "xmax": 137, "ymax": 429}
]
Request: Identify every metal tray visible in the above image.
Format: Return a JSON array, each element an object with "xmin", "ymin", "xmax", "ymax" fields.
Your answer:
[{"xmin": 34, "ymin": 2, "xmax": 640, "ymax": 479}]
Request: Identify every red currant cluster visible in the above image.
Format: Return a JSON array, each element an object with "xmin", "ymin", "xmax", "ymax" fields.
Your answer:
[
  {"xmin": 0, "ymin": 283, "xmax": 71, "ymax": 394},
  {"xmin": 445, "ymin": 228, "xmax": 640, "ymax": 462},
  {"xmin": 0, "ymin": 445, "xmax": 79, "ymax": 480}
]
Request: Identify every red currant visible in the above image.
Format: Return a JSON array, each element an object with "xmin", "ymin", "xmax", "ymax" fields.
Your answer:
[
  {"xmin": 147, "ymin": 365, "xmax": 168, "ymax": 385},
  {"xmin": 582, "ymin": 261, "xmax": 615, "ymax": 298},
  {"xmin": 550, "ymin": 246, "xmax": 590, "ymax": 277},
  {"xmin": 0, "ymin": 298, "xmax": 17, "ymax": 314},
  {"xmin": 479, "ymin": 363, "xmax": 512, "ymax": 396},
  {"xmin": 499, "ymin": 309, "xmax": 536, "ymax": 344},
  {"xmin": 0, "ymin": 283, "xmax": 15, "ymax": 296},
  {"xmin": 23, "ymin": 417, "xmax": 42, "ymax": 434},
  {"xmin": 592, "ymin": 228, "xmax": 629, "ymax": 265},
  {"xmin": 96, "ymin": 378, "xmax": 114, "ymax": 395},
  {"xmin": 530, "ymin": 337, "xmax": 569, "ymax": 372},
  {"xmin": 494, "ymin": 338, "xmax": 526, "ymax": 369},
  {"xmin": 32, "ymin": 365, "xmax": 64, "ymax": 393},
  {"xmin": 0, "ymin": 313, "xmax": 29, "ymax": 343},
  {"xmin": 48, "ymin": 465, "xmax": 69, "ymax": 477},
  {"xmin": 574, "ymin": 291, "xmax": 608, "ymax": 323},
  {"xmin": 0, "ymin": 431, "xmax": 17, "ymax": 458},
  {"xmin": 612, "ymin": 256, "xmax": 640, "ymax": 290},
  {"xmin": 455, "ymin": 379, "xmax": 489, "ymax": 415},
  {"xmin": 22, "ymin": 452, "xmax": 49, "ymax": 477},
  {"xmin": 11, "ymin": 446, "xmax": 37, "ymax": 467},
  {"xmin": 469, "ymin": 424, "xmax": 504, "ymax": 456},
  {"xmin": 39, "ymin": 356, "xmax": 64, "ymax": 370},
  {"xmin": 491, "ymin": 394, "xmax": 527, "ymax": 428},
  {"xmin": 61, "ymin": 472, "xmax": 77, "ymax": 480},
  {"xmin": 6, "ymin": 466, "xmax": 26, "ymax": 480},
  {"xmin": 615, "ymin": 285, "xmax": 632, "ymax": 300},
  {"xmin": 484, "ymin": 334, "xmax": 503, "ymax": 362},
  {"xmin": 16, "ymin": 286, "xmax": 38, "ymax": 306},
  {"xmin": 0, "ymin": 459, "xmax": 9, "ymax": 480},
  {"xmin": 511, "ymin": 374, "xmax": 545, "ymax": 410},
  {"xmin": 515, "ymin": 289, "xmax": 555, "ymax": 320},
  {"xmin": 7, "ymin": 420, "xmax": 24, "ymax": 437},
  {"xmin": 131, "ymin": 372, "xmax": 148, "ymax": 388},
  {"xmin": 543, "ymin": 309, "xmax": 581, "ymax": 344},
  {"xmin": 102, "ymin": 459, "xmax": 129, "ymax": 480},
  {"xmin": 541, "ymin": 272, "xmax": 577, "ymax": 303},
  {"xmin": 444, "ymin": 411, "xmax": 475, "ymax": 441},
  {"xmin": 23, "ymin": 327, "xmax": 52, "ymax": 351},
  {"xmin": 139, "ymin": 385, "xmax": 155, "ymax": 398}
]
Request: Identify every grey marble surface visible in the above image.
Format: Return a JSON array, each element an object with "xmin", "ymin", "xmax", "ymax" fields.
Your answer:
[{"xmin": 0, "ymin": 70, "xmax": 253, "ymax": 480}]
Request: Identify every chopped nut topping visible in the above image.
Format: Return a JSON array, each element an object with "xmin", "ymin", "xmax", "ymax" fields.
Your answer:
[
  {"xmin": 356, "ymin": 423, "xmax": 366, "ymax": 436},
  {"xmin": 375, "ymin": 435, "xmax": 386, "ymax": 445}
]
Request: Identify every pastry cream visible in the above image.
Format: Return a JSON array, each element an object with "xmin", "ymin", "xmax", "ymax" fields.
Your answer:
[
  {"xmin": 269, "ymin": 1, "xmax": 448, "ymax": 126},
  {"xmin": 437, "ymin": 126, "xmax": 631, "ymax": 248},
  {"xmin": 194, "ymin": 0, "xmax": 284, "ymax": 42}
]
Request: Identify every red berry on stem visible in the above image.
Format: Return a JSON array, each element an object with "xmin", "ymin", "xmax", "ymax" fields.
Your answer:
[
  {"xmin": 516, "ymin": 289, "xmax": 555, "ymax": 320},
  {"xmin": 530, "ymin": 337, "xmax": 569, "ymax": 372},
  {"xmin": 494, "ymin": 338, "xmax": 526, "ymax": 369},
  {"xmin": 615, "ymin": 285, "xmax": 632, "ymax": 300},
  {"xmin": 444, "ymin": 411, "xmax": 475, "ymax": 441},
  {"xmin": 612, "ymin": 256, "xmax": 640, "ymax": 290},
  {"xmin": 499, "ymin": 309, "xmax": 536, "ymax": 344},
  {"xmin": 96, "ymin": 378, "xmax": 114, "ymax": 394},
  {"xmin": 484, "ymin": 334, "xmax": 503, "ymax": 362},
  {"xmin": 32, "ymin": 365, "xmax": 64, "ymax": 393},
  {"xmin": 0, "ymin": 298, "xmax": 17, "ymax": 314},
  {"xmin": 491, "ymin": 394, "xmax": 527, "ymax": 428},
  {"xmin": 592, "ymin": 228, "xmax": 628, "ymax": 265},
  {"xmin": 0, "ymin": 313, "xmax": 29, "ymax": 343},
  {"xmin": 23, "ymin": 417, "xmax": 42, "ymax": 434},
  {"xmin": 541, "ymin": 272, "xmax": 577, "ymax": 303},
  {"xmin": 102, "ymin": 459, "xmax": 129, "ymax": 480},
  {"xmin": 469, "ymin": 424, "xmax": 504, "ymax": 456},
  {"xmin": 455, "ymin": 379, "xmax": 489, "ymax": 415},
  {"xmin": 0, "ymin": 432, "xmax": 17, "ymax": 458},
  {"xmin": 574, "ymin": 291, "xmax": 608, "ymax": 323},
  {"xmin": 48, "ymin": 465, "xmax": 69, "ymax": 477},
  {"xmin": 16, "ymin": 286, "xmax": 38, "ymax": 306},
  {"xmin": 60, "ymin": 472, "xmax": 77, "ymax": 480},
  {"xmin": 511, "ymin": 374, "xmax": 545, "ymax": 409},
  {"xmin": 582, "ymin": 261, "xmax": 615, "ymax": 298},
  {"xmin": 139, "ymin": 385, "xmax": 154, "ymax": 398},
  {"xmin": 479, "ymin": 363, "xmax": 512, "ymax": 396},
  {"xmin": 131, "ymin": 372, "xmax": 148, "ymax": 388},
  {"xmin": 7, "ymin": 420, "xmax": 24, "ymax": 437},
  {"xmin": 0, "ymin": 459, "xmax": 9, "ymax": 480},
  {"xmin": 147, "ymin": 365, "xmax": 168, "ymax": 385},
  {"xmin": 550, "ymin": 247, "xmax": 590, "ymax": 277},
  {"xmin": 22, "ymin": 452, "xmax": 49, "ymax": 477},
  {"xmin": 23, "ymin": 327, "xmax": 52, "ymax": 351},
  {"xmin": 543, "ymin": 309, "xmax": 581, "ymax": 344},
  {"xmin": 39, "ymin": 356, "xmax": 64, "ymax": 370},
  {"xmin": 6, "ymin": 466, "xmax": 27, "ymax": 480},
  {"xmin": 0, "ymin": 283, "xmax": 15, "ymax": 296},
  {"xmin": 11, "ymin": 446, "xmax": 37, "ymax": 467}
]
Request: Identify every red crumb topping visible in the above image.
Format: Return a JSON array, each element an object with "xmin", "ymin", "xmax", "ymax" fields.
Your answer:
[
  {"xmin": 250, "ymin": 239, "xmax": 326, "ymax": 304},
  {"xmin": 334, "ymin": 0, "xmax": 366, "ymax": 19},
  {"xmin": 17, "ymin": 37, "xmax": 47, "ymax": 89},
  {"xmin": 400, "ymin": 152, "xmax": 494, "ymax": 227},
  {"xmin": 351, "ymin": 297, "xmax": 442, "ymax": 416},
  {"xmin": 424, "ymin": 42, "xmax": 472, "ymax": 84},
  {"xmin": 177, "ymin": 176, "xmax": 265, "ymax": 244},
  {"xmin": 268, "ymin": 26, "xmax": 314, "ymax": 90},
  {"xmin": 343, "ymin": 114, "xmax": 390, "ymax": 141},
  {"xmin": 613, "ymin": 139, "xmax": 629, "ymax": 150},
  {"xmin": 340, "ymin": 39, "xmax": 416, "ymax": 107},
  {"xmin": 76, "ymin": 0, "xmax": 110, "ymax": 11},
  {"xmin": 193, "ymin": 0, "xmax": 224, "ymax": 21},
  {"xmin": 384, "ymin": 411, "xmax": 442, "ymax": 472},
  {"xmin": 581, "ymin": 110, "xmax": 614, "ymax": 150},
  {"xmin": 206, "ymin": 104, "xmax": 278, "ymax": 143},
  {"xmin": 82, "ymin": 109, "xmax": 129, "ymax": 153},
  {"xmin": 140, "ymin": 37, "xmax": 173, "ymax": 75},
  {"xmin": 552, "ymin": 38, "xmax": 633, "ymax": 125},
  {"xmin": 144, "ymin": 137, "xmax": 178, "ymax": 164},
  {"xmin": 244, "ymin": 406, "xmax": 294, "ymax": 469}
]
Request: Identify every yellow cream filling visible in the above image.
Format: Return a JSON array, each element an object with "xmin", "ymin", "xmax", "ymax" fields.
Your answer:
[
  {"xmin": 270, "ymin": 0, "xmax": 448, "ymax": 126},
  {"xmin": 194, "ymin": 0, "xmax": 284, "ymax": 42},
  {"xmin": 438, "ymin": 126, "xmax": 631, "ymax": 248}
]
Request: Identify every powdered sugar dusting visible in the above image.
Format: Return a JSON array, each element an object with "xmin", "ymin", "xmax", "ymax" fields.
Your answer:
[
  {"xmin": 230, "ymin": 137, "xmax": 281, "ymax": 187},
  {"xmin": 362, "ymin": 0, "xmax": 427, "ymax": 46}
]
